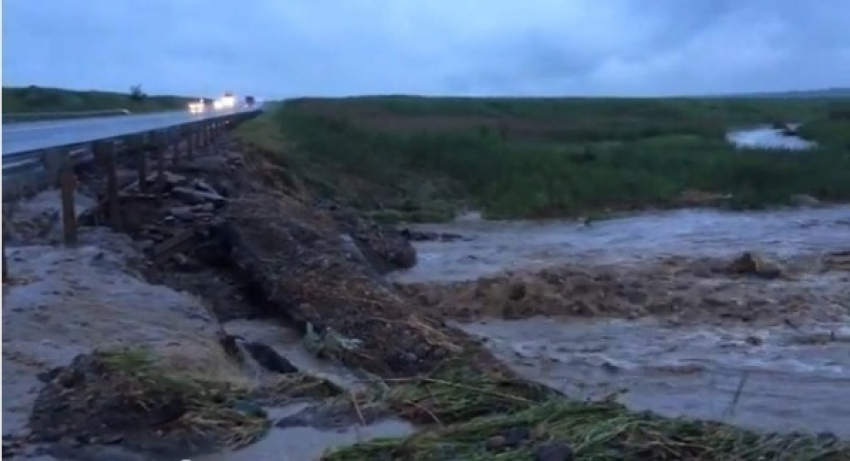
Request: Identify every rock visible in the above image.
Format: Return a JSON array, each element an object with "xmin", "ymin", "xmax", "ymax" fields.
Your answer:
[
  {"xmin": 790, "ymin": 194, "xmax": 820, "ymax": 207},
  {"xmin": 231, "ymin": 401, "xmax": 266, "ymax": 418},
  {"xmin": 501, "ymin": 427, "xmax": 530, "ymax": 447},
  {"xmin": 486, "ymin": 435, "xmax": 507, "ymax": 450},
  {"xmin": 169, "ymin": 206, "xmax": 196, "ymax": 221},
  {"xmin": 171, "ymin": 187, "xmax": 226, "ymax": 206},
  {"xmin": 507, "ymin": 282, "xmax": 527, "ymax": 301},
  {"xmin": 726, "ymin": 252, "xmax": 783, "ymax": 279},
  {"xmin": 240, "ymin": 341, "xmax": 299, "ymax": 374},
  {"xmin": 325, "ymin": 205, "xmax": 417, "ymax": 272},
  {"xmin": 399, "ymin": 229, "xmax": 466, "ymax": 242},
  {"xmin": 159, "ymin": 171, "xmax": 187, "ymax": 186},
  {"xmin": 172, "ymin": 253, "xmax": 201, "ymax": 271},
  {"xmin": 534, "ymin": 442, "xmax": 575, "ymax": 461},
  {"xmin": 192, "ymin": 179, "xmax": 220, "ymax": 195}
]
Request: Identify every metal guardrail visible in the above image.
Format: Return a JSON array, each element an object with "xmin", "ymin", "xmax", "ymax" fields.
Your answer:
[
  {"xmin": 2, "ymin": 106, "xmax": 263, "ymax": 198},
  {"xmin": 2, "ymin": 108, "xmax": 133, "ymax": 124}
]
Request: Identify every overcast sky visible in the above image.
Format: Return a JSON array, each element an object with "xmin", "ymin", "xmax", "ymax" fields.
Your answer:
[{"xmin": 4, "ymin": 0, "xmax": 849, "ymax": 98}]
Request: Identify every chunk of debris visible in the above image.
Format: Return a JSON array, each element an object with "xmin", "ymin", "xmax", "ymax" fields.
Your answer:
[
  {"xmin": 726, "ymin": 252, "xmax": 784, "ymax": 279},
  {"xmin": 171, "ymin": 187, "xmax": 226, "ymax": 206}
]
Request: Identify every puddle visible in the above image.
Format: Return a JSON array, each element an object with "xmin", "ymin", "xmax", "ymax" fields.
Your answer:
[
  {"xmin": 390, "ymin": 206, "xmax": 850, "ymax": 283},
  {"xmin": 726, "ymin": 125, "xmax": 816, "ymax": 150},
  {"xmin": 196, "ymin": 403, "xmax": 415, "ymax": 461},
  {"xmin": 459, "ymin": 317, "xmax": 850, "ymax": 437}
]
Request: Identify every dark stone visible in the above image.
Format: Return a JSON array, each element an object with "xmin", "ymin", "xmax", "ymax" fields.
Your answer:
[
  {"xmin": 219, "ymin": 334, "xmax": 243, "ymax": 360},
  {"xmin": 501, "ymin": 427, "xmax": 530, "ymax": 447},
  {"xmin": 534, "ymin": 442, "xmax": 575, "ymax": 461},
  {"xmin": 399, "ymin": 229, "xmax": 466, "ymax": 242},
  {"xmin": 241, "ymin": 341, "xmax": 299, "ymax": 374}
]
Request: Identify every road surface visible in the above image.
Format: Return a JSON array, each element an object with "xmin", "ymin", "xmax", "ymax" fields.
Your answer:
[{"xmin": 2, "ymin": 106, "xmax": 260, "ymax": 156}]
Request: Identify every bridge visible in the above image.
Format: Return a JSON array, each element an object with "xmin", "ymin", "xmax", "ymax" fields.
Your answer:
[{"xmin": 2, "ymin": 103, "xmax": 264, "ymax": 196}]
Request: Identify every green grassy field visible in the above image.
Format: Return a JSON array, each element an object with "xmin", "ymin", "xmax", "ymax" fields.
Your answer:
[
  {"xmin": 241, "ymin": 96, "xmax": 850, "ymax": 221},
  {"xmin": 2, "ymin": 86, "xmax": 197, "ymax": 118}
]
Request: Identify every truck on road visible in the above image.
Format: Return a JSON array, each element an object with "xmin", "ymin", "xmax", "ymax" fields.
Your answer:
[{"xmin": 244, "ymin": 95, "xmax": 256, "ymax": 107}]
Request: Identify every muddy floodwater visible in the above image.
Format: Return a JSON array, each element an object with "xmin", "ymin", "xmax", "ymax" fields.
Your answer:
[
  {"xmin": 460, "ymin": 318, "xmax": 850, "ymax": 437},
  {"xmin": 392, "ymin": 206, "xmax": 850, "ymax": 438},
  {"xmin": 391, "ymin": 206, "xmax": 850, "ymax": 283}
]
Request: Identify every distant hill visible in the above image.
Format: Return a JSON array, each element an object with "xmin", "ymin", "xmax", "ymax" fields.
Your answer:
[
  {"xmin": 722, "ymin": 88, "xmax": 850, "ymax": 99},
  {"xmin": 2, "ymin": 85, "xmax": 197, "ymax": 115}
]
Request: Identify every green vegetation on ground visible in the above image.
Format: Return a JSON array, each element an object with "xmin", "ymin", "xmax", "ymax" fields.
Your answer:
[
  {"xmin": 2, "ymin": 85, "xmax": 196, "ymax": 118},
  {"xmin": 323, "ymin": 361, "xmax": 849, "ymax": 460},
  {"xmin": 241, "ymin": 96, "xmax": 850, "ymax": 221}
]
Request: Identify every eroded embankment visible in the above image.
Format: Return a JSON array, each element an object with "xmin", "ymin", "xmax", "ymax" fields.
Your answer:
[
  {"xmin": 4, "ymin": 136, "xmax": 850, "ymax": 461},
  {"xmin": 1, "ymin": 137, "xmax": 532, "ymax": 460}
]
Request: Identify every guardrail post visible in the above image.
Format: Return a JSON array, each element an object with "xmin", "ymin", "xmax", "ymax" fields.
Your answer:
[
  {"xmin": 155, "ymin": 132, "xmax": 167, "ymax": 202},
  {"xmin": 199, "ymin": 123, "xmax": 207, "ymax": 147},
  {"xmin": 169, "ymin": 129, "xmax": 181, "ymax": 166},
  {"xmin": 98, "ymin": 141, "xmax": 121, "ymax": 231},
  {"xmin": 43, "ymin": 148, "xmax": 64, "ymax": 189},
  {"xmin": 135, "ymin": 135, "xmax": 148, "ymax": 193},
  {"xmin": 2, "ymin": 244, "xmax": 8, "ymax": 284},
  {"xmin": 58, "ymin": 151, "xmax": 78, "ymax": 245},
  {"xmin": 187, "ymin": 126, "xmax": 196, "ymax": 161}
]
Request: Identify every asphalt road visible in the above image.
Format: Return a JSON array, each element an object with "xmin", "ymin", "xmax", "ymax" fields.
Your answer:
[{"xmin": 2, "ymin": 105, "xmax": 259, "ymax": 156}]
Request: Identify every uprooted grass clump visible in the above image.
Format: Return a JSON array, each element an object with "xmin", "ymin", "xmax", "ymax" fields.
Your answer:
[
  {"xmin": 379, "ymin": 358, "xmax": 560, "ymax": 425},
  {"xmin": 29, "ymin": 348, "xmax": 270, "ymax": 456},
  {"xmin": 325, "ymin": 366, "xmax": 850, "ymax": 461},
  {"xmin": 250, "ymin": 372, "xmax": 346, "ymax": 406}
]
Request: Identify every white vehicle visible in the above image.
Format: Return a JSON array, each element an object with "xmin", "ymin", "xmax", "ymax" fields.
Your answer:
[
  {"xmin": 187, "ymin": 99, "xmax": 204, "ymax": 114},
  {"xmin": 220, "ymin": 92, "xmax": 236, "ymax": 109}
]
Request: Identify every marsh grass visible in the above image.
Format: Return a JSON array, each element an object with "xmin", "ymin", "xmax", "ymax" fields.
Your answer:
[
  {"xmin": 325, "ymin": 365, "xmax": 849, "ymax": 461},
  {"xmin": 241, "ymin": 96, "xmax": 850, "ymax": 220}
]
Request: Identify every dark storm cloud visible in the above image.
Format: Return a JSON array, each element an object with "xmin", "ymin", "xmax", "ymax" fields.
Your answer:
[{"xmin": 3, "ymin": 0, "xmax": 849, "ymax": 97}]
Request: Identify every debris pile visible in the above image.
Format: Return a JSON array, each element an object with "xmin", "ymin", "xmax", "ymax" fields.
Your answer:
[
  {"xmin": 218, "ymin": 189, "xmax": 505, "ymax": 378},
  {"xmin": 29, "ymin": 350, "xmax": 268, "ymax": 458},
  {"xmin": 395, "ymin": 252, "xmax": 848, "ymax": 322}
]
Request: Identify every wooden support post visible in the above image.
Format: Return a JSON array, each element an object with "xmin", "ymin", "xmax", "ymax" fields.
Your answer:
[
  {"xmin": 3, "ymin": 243, "xmax": 9, "ymax": 283},
  {"xmin": 155, "ymin": 132, "xmax": 167, "ymax": 202},
  {"xmin": 103, "ymin": 141, "xmax": 121, "ymax": 231},
  {"xmin": 137, "ymin": 135, "xmax": 149, "ymax": 193},
  {"xmin": 187, "ymin": 127, "xmax": 196, "ymax": 161},
  {"xmin": 43, "ymin": 148, "xmax": 64, "ymax": 189},
  {"xmin": 171, "ymin": 129, "xmax": 182, "ymax": 166},
  {"xmin": 59, "ymin": 152, "xmax": 78, "ymax": 245}
]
